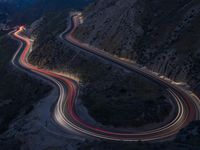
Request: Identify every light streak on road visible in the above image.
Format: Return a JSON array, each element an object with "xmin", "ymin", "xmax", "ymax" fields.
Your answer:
[
  {"xmin": 60, "ymin": 12, "xmax": 200, "ymax": 141},
  {"xmin": 10, "ymin": 12, "xmax": 200, "ymax": 141}
]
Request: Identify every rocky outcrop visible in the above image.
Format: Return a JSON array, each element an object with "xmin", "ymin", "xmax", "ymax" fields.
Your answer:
[{"xmin": 74, "ymin": 0, "xmax": 200, "ymax": 93}]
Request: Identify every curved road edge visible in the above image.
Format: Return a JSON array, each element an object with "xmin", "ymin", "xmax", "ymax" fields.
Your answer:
[
  {"xmin": 10, "ymin": 14, "xmax": 200, "ymax": 141},
  {"xmin": 59, "ymin": 12, "xmax": 200, "ymax": 141}
]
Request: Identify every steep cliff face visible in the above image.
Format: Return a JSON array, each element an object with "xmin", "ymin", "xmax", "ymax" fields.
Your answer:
[
  {"xmin": 74, "ymin": 0, "xmax": 200, "ymax": 91},
  {"xmin": 74, "ymin": 0, "xmax": 145, "ymax": 59}
]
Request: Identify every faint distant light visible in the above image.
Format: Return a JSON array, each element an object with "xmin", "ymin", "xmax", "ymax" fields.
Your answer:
[{"xmin": 79, "ymin": 17, "xmax": 84, "ymax": 24}]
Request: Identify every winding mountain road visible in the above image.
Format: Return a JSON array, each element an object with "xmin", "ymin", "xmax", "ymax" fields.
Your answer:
[{"xmin": 11, "ymin": 12, "xmax": 200, "ymax": 141}]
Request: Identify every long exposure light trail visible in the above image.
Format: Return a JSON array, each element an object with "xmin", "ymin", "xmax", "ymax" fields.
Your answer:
[{"xmin": 11, "ymin": 13, "xmax": 200, "ymax": 141}]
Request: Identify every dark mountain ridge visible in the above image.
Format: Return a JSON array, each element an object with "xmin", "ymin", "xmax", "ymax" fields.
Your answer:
[{"xmin": 0, "ymin": 0, "xmax": 93, "ymax": 25}]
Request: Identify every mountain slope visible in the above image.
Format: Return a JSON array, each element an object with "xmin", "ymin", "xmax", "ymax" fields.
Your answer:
[{"xmin": 74, "ymin": 0, "xmax": 200, "ymax": 94}]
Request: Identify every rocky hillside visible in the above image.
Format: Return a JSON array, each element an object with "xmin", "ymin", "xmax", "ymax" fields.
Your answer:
[{"xmin": 74, "ymin": 0, "xmax": 200, "ymax": 94}]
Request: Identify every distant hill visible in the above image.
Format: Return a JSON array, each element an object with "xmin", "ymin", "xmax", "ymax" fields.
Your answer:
[{"xmin": 0, "ymin": 0, "xmax": 93, "ymax": 25}]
